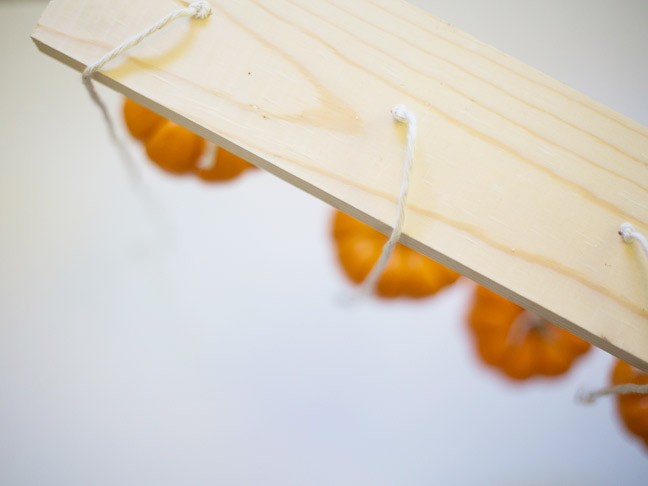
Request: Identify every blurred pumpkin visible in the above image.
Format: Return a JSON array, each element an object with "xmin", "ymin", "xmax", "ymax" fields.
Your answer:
[
  {"xmin": 611, "ymin": 359, "xmax": 648, "ymax": 449},
  {"xmin": 122, "ymin": 98, "xmax": 255, "ymax": 180},
  {"xmin": 145, "ymin": 121, "xmax": 206, "ymax": 174},
  {"xmin": 332, "ymin": 210, "xmax": 460, "ymax": 298},
  {"xmin": 123, "ymin": 98, "xmax": 165, "ymax": 141},
  {"xmin": 467, "ymin": 285, "xmax": 590, "ymax": 380},
  {"xmin": 196, "ymin": 146, "xmax": 257, "ymax": 182}
]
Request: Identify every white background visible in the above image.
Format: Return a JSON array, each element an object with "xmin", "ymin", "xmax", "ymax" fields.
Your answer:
[{"xmin": 1, "ymin": 0, "xmax": 647, "ymax": 484}]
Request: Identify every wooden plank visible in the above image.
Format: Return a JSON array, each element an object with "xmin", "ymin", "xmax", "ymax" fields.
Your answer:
[{"xmin": 32, "ymin": 0, "xmax": 648, "ymax": 371}]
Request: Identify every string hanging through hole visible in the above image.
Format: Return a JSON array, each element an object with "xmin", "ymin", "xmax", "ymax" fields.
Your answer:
[
  {"xmin": 352, "ymin": 104, "xmax": 418, "ymax": 300},
  {"xmin": 81, "ymin": 1, "xmax": 213, "ymax": 181}
]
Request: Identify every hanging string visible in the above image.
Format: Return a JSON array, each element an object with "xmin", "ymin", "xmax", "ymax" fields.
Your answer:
[
  {"xmin": 579, "ymin": 382, "xmax": 648, "ymax": 404},
  {"xmin": 81, "ymin": 1, "xmax": 213, "ymax": 182},
  {"xmin": 197, "ymin": 141, "xmax": 219, "ymax": 170},
  {"xmin": 578, "ymin": 222, "xmax": 648, "ymax": 404},
  {"xmin": 355, "ymin": 104, "xmax": 417, "ymax": 299}
]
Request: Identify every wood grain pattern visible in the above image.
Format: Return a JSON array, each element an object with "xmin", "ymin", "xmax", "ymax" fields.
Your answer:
[{"xmin": 32, "ymin": 0, "xmax": 648, "ymax": 370}]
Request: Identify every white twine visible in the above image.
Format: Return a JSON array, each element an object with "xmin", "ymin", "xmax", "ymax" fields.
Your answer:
[
  {"xmin": 578, "ymin": 223, "xmax": 648, "ymax": 404},
  {"xmin": 578, "ymin": 383, "xmax": 648, "ymax": 404},
  {"xmin": 355, "ymin": 104, "xmax": 417, "ymax": 299},
  {"xmin": 197, "ymin": 142, "xmax": 219, "ymax": 170},
  {"xmin": 81, "ymin": 1, "xmax": 213, "ymax": 181}
]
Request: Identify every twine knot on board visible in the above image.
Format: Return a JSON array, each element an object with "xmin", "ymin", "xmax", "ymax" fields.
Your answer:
[
  {"xmin": 619, "ymin": 222, "xmax": 636, "ymax": 243},
  {"xmin": 190, "ymin": 1, "xmax": 213, "ymax": 20},
  {"xmin": 391, "ymin": 104, "xmax": 412, "ymax": 123},
  {"xmin": 618, "ymin": 223, "xmax": 648, "ymax": 259}
]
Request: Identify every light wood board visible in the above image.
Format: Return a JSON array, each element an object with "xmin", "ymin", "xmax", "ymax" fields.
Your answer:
[{"xmin": 32, "ymin": 0, "xmax": 648, "ymax": 371}]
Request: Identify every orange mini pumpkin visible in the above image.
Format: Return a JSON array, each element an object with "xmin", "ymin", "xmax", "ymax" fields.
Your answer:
[
  {"xmin": 467, "ymin": 286, "xmax": 590, "ymax": 380},
  {"xmin": 122, "ymin": 98, "xmax": 255, "ymax": 181},
  {"xmin": 331, "ymin": 210, "xmax": 460, "ymax": 298},
  {"xmin": 123, "ymin": 98, "xmax": 165, "ymax": 141},
  {"xmin": 611, "ymin": 359, "xmax": 648, "ymax": 448},
  {"xmin": 144, "ymin": 121, "xmax": 206, "ymax": 174},
  {"xmin": 123, "ymin": 98, "xmax": 206, "ymax": 174},
  {"xmin": 196, "ymin": 146, "xmax": 256, "ymax": 182}
]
